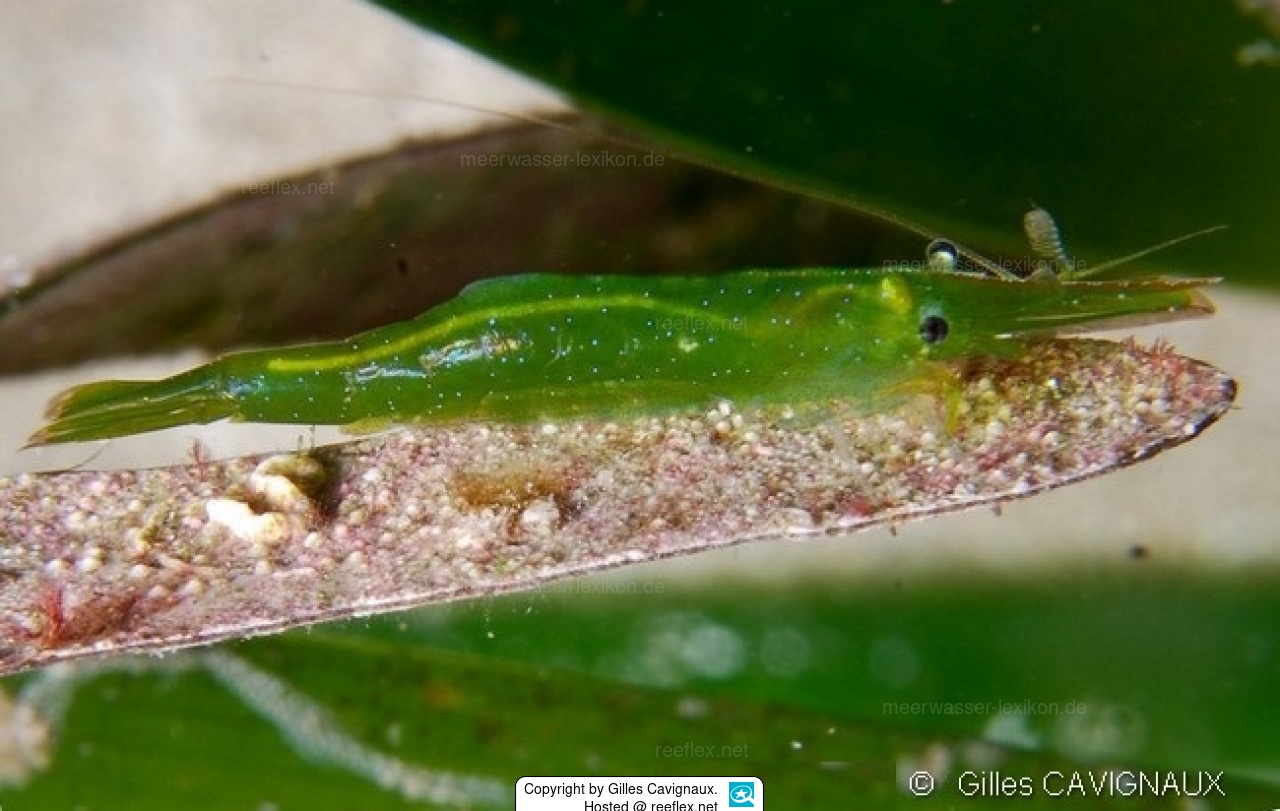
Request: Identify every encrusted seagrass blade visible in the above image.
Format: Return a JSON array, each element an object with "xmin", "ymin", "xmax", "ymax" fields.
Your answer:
[{"xmin": 0, "ymin": 339, "xmax": 1235, "ymax": 675}]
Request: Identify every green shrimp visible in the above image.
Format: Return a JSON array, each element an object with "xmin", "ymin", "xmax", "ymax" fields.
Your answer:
[{"xmin": 28, "ymin": 263, "xmax": 1214, "ymax": 446}]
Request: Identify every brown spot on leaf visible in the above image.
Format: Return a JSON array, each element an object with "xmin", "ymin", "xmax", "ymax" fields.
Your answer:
[{"xmin": 452, "ymin": 461, "xmax": 575, "ymax": 514}]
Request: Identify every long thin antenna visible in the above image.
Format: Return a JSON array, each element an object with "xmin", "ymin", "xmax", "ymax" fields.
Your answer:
[
  {"xmin": 217, "ymin": 78, "xmax": 1227, "ymax": 284},
  {"xmin": 211, "ymin": 76, "xmax": 1019, "ymax": 279},
  {"xmin": 209, "ymin": 76, "xmax": 583, "ymax": 137},
  {"xmin": 1059, "ymin": 224, "xmax": 1227, "ymax": 280}
]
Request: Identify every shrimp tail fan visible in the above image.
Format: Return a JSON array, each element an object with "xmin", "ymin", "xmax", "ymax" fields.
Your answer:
[{"xmin": 27, "ymin": 372, "xmax": 232, "ymax": 446}]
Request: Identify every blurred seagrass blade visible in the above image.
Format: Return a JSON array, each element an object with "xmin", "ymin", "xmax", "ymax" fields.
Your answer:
[
  {"xmin": 0, "ymin": 339, "xmax": 1235, "ymax": 675},
  {"xmin": 14, "ymin": 630, "xmax": 1280, "ymax": 808},
  {"xmin": 0, "ymin": 124, "xmax": 905, "ymax": 375},
  {"xmin": 375, "ymin": 0, "xmax": 1280, "ymax": 287}
]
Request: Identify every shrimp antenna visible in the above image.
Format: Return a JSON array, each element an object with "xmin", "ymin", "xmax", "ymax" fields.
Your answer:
[
  {"xmin": 210, "ymin": 76, "xmax": 1021, "ymax": 279},
  {"xmin": 208, "ymin": 76, "xmax": 585, "ymax": 137},
  {"xmin": 1062, "ymin": 224, "xmax": 1227, "ymax": 280},
  {"xmin": 1023, "ymin": 206, "xmax": 1226, "ymax": 282}
]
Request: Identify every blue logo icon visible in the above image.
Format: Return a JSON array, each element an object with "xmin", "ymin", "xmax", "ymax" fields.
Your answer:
[{"xmin": 728, "ymin": 781, "xmax": 755, "ymax": 807}]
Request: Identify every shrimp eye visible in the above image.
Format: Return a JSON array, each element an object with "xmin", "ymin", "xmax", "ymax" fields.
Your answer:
[
  {"xmin": 925, "ymin": 239, "xmax": 959, "ymax": 272},
  {"xmin": 919, "ymin": 314, "xmax": 950, "ymax": 345}
]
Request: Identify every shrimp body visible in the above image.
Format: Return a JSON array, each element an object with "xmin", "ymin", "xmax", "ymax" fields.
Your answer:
[{"xmin": 29, "ymin": 268, "xmax": 1214, "ymax": 445}]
